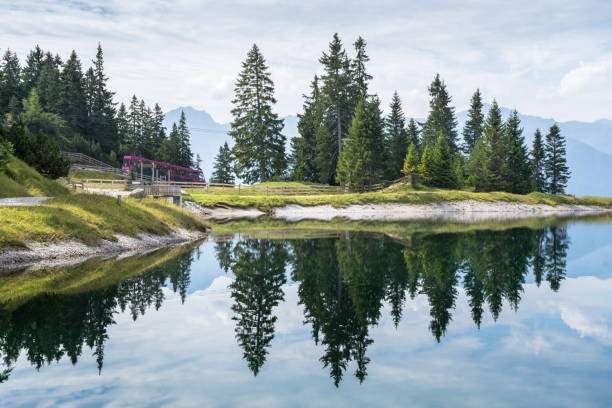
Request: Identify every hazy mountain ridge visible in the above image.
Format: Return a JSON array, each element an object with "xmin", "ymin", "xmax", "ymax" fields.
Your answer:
[{"xmin": 166, "ymin": 106, "xmax": 611, "ymax": 196}]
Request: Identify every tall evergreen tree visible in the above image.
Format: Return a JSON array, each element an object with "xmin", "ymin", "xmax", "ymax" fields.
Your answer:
[
  {"xmin": 431, "ymin": 134, "xmax": 456, "ymax": 188},
  {"xmin": 316, "ymin": 33, "xmax": 353, "ymax": 184},
  {"xmin": 212, "ymin": 141, "xmax": 235, "ymax": 184},
  {"xmin": 386, "ymin": 91, "xmax": 408, "ymax": 179},
  {"xmin": 481, "ymin": 100, "xmax": 505, "ymax": 191},
  {"xmin": 406, "ymin": 118, "xmax": 420, "ymax": 152},
  {"xmin": 58, "ymin": 50, "xmax": 86, "ymax": 132},
  {"xmin": 116, "ymin": 102, "xmax": 130, "ymax": 154},
  {"xmin": 0, "ymin": 49, "xmax": 22, "ymax": 117},
  {"xmin": 336, "ymin": 99, "xmax": 369, "ymax": 189},
  {"xmin": 421, "ymin": 74, "xmax": 458, "ymax": 153},
  {"xmin": 230, "ymin": 44, "xmax": 286, "ymax": 183},
  {"xmin": 531, "ymin": 128, "xmax": 546, "ymax": 193},
  {"xmin": 544, "ymin": 124, "xmax": 570, "ymax": 194},
  {"xmin": 37, "ymin": 52, "xmax": 62, "ymax": 113},
  {"xmin": 291, "ymin": 75, "xmax": 321, "ymax": 182},
  {"xmin": 22, "ymin": 45, "xmax": 44, "ymax": 97},
  {"xmin": 350, "ymin": 36, "xmax": 372, "ymax": 101},
  {"xmin": 88, "ymin": 43, "xmax": 117, "ymax": 153},
  {"xmin": 177, "ymin": 110, "xmax": 193, "ymax": 167},
  {"xmin": 503, "ymin": 110, "xmax": 532, "ymax": 194},
  {"xmin": 462, "ymin": 88, "xmax": 484, "ymax": 154}
]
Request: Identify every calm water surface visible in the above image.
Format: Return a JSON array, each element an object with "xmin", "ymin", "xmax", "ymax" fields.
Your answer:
[{"xmin": 1, "ymin": 217, "xmax": 612, "ymax": 407}]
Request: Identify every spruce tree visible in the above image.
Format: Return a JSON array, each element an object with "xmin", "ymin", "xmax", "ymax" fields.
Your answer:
[
  {"xmin": 421, "ymin": 74, "xmax": 458, "ymax": 153},
  {"xmin": 89, "ymin": 43, "xmax": 118, "ymax": 153},
  {"xmin": 22, "ymin": 45, "xmax": 44, "ymax": 97},
  {"xmin": 58, "ymin": 50, "xmax": 86, "ymax": 133},
  {"xmin": 386, "ymin": 91, "xmax": 408, "ymax": 179},
  {"xmin": 291, "ymin": 76, "xmax": 321, "ymax": 182},
  {"xmin": 531, "ymin": 129, "xmax": 546, "ymax": 193},
  {"xmin": 467, "ymin": 138, "xmax": 487, "ymax": 191},
  {"xmin": 462, "ymin": 89, "xmax": 484, "ymax": 154},
  {"xmin": 431, "ymin": 134, "xmax": 456, "ymax": 188},
  {"xmin": 481, "ymin": 100, "xmax": 505, "ymax": 191},
  {"xmin": 212, "ymin": 142, "xmax": 235, "ymax": 184},
  {"xmin": 177, "ymin": 110, "xmax": 193, "ymax": 167},
  {"xmin": 336, "ymin": 99, "xmax": 369, "ymax": 189},
  {"xmin": 419, "ymin": 145, "xmax": 435, "ymax": 185},
  {"xmin": 0, "ymin": 50, "xmax": 22, "ymax": 117},
  {"xmin": 544, "ymin": 124, "xmax": 570, "ymax": 194},
  {"xmin": 350, "ymin": 36, "xmax": 372, "ymax": 101},
  {"xmin": 230, "ymin": 44, "xmax": 286, "ymax": 184},
  {"xmin": 406, "ymin": 118, "xmax": 420, "ymax": 152},
  {"xmin": 503, "ymin": 110, "xmax": 532, "ymax": 194},
  {"xmin": 316, "ymin": 33, "xmax": 352, "ymax": 184},
  {"xmin": 401, "ymin": 142, "xmax": 420, "ymax": 186},
  {"xmin": 152, "ymin": 103, "xmax": 166, "ymax": 155},
  {"xmin": 116, "ymin": 103, "xmax": 129, "ymax": 154},
  {"xmin": 37, "ymin": 52, "xmax": 62, "ymax": 113}
]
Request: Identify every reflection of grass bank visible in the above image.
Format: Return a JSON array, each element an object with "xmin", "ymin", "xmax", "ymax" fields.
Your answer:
[
  {"xmin": 188, "ymin": 185, "xmax": 612, "ymax": 212},
  {"xmin": 0, "ymin": 242, "xmax": 198, "ymax": 310},
  {"xmin": 0, "ymin": 194, "xmax": 208, "ymax": 249},
  {"xmin": 208, "ymin": 214, "xmax": 612, "ymax": 239}
]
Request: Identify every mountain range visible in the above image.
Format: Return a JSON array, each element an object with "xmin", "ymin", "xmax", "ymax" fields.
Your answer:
[{"xmin": 165, "ymin": 106, "xmax": 611, "ymax": 196}]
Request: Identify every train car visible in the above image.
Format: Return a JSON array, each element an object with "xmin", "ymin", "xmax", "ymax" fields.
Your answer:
[{"xmin": 122, "ymin": 156, "xmax": 204, "ymax": 182}]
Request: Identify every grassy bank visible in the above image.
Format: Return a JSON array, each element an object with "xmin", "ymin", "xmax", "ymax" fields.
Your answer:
[
  {"xmin": 188, "ymin": 184, "xmax": 612, "ymax": 211},
  {"xmin": 0, "ymin": 156, "xmax": 69, "ymax": 198},
  {"xmin": 0, "ymin": 193, "xmax": 207, "ymax": 249},
  {"xmin": 69, "ymin": 169, "xmax": 127, "ymax": 180}
]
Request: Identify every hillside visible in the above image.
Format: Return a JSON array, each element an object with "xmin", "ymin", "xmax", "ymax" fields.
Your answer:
[{"xmin": 0, "ymin": 156, "xmax": 69, "ymax": 198}]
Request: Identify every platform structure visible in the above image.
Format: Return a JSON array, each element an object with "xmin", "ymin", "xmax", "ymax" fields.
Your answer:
[{"xmin": 122, "ymin": 156, "xmax": 204, "ymax": 184}]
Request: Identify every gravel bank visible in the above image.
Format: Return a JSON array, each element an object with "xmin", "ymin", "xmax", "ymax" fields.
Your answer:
[
  {"xmin": 0, "ymin": 197, "xmax": 51, "ymax": 207},
  {"xmin": 0, "ymin": 229, "xmax": 207, "ymax": 270},
  {"xmin": 271, "ymin": 201, "xmax": 611, "ymax": 222}
]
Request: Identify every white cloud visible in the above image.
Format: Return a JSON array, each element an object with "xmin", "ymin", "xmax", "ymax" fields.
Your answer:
[{"xmin": 559, "ymin": 60, "xmax": 612, "ymax": 95}]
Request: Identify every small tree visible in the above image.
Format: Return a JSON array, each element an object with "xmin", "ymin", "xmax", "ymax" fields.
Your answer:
[
  {"xmin": 531, "ymin": 129, "xmax": 546, "ymax": 193},
  {"xmin": 431, "ymin": 134, "xmax": 455, "ymax": 188},
  {"xmin": 336, "ymin": 99, "xmax": 369, "ymax": 189},
  {"xmin": 401, "ymin": 142, "xmax": 420, "ymax": 187},
  {"xmin": 211, "ymin": 142, "xmax": 235, "ymax": 184},
  {"xmin": 544, "ymin": 124, "xmax": 570, "ymax": 194},
  {"xmin": 419, "ymin": 145, "xmax": 435, "ymax": 186}
]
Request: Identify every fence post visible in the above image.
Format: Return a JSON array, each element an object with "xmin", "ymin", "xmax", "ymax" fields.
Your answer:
[{"xmin": 238, "ymin": 184, "xmax": 241, "ymax": 195}]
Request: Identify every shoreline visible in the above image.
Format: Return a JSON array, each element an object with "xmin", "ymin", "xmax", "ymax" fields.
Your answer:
[
  {"xmin": 186, "ymin": 200, "xmax": 612, "ymax": 222},
  {"xmin": 0, "ymin": 229, "xmax": 207, "ymax": 271}
]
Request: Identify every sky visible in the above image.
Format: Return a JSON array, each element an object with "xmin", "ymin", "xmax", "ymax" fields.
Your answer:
[{"xmin": 2, "ymin": 0, "xmax": 612, "ymax": 123}]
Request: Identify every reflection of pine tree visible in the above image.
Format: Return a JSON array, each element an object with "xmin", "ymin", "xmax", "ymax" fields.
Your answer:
[
  {"xmin": 463, "ymin": 266, "xmax": 485, "ymax": 329},
  {"xmin": 230, "ymin": 239, "xmax": 288, "ymax": 376},
  {"xmin": 385, "ymin": 244, "xmax": 410, "ymax": 328},
  {"xmin": 544, "ymin": 226, "xmax": 570, "ymax": 291},
  {"xmin": 214, "ymin": 240, "xmax": 234, "ymax": 273},
  {"xmin": 532, "ymin": 229, "xmax": 547, "ymax": 286}
]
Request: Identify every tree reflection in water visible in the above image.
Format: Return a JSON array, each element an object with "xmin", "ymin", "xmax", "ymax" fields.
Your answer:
[{"xmin": 0, "ymin": 225, "xmax": 571, "ymax": 386}]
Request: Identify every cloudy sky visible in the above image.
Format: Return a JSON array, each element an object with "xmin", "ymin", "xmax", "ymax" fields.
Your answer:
[{"xmin": 2, "ymin": 0, "xmax": 611, "ymax": 123}]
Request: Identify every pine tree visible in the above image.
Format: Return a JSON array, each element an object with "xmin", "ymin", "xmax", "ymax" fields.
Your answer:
[
  {"xmin": 421, "ymin": 74, "xmax": 458, "ymax": 153},
  {"xmin": 336, "ymin": 99, "xmax": 369, "ymax": 189},
  {"xmin": 127, "ymin": 95, "xmax": 141, "ymax": 154},
  {"xmin": 431, "ymin": 134, "xmax": 456, "ymax": 188},
  {"xmin": 419, "ymin": 145, "xmax": 435, "ymax": 185},
  {"xmin": 116, "ymin": 102, "xmax": 129, "ymax": 154},
  {"xmin": 386, "ymin": 91, "xmax": 408, "ymax": 179},
  {"xmin": 152, "ymin": 103, "xmax": 166, "ymax": 155},
  {"xmin": 481, "ymin": 100, "xmax": 505, "ymax": 191},
  {"xmin": 462, "ymin": 89, "xmax": 484, "ymax": 154},
  {"xmin": 230, "ymin": 44, "xmax": 286, "ymax": 183},
  {"xmin": 212, "ymin": 141, "xmax": 235, "ymax": 184},
  {"xmin": 544, "ymin": 124, "xmax": 570, "ymax": 194},
  {"xmin": 531, "ymin": 128, "xmax": 546, "ymax": 193},
  {"xmin": 503, "ymin": 110, "xmax": 532, "ymax": 194},
  {"xmin": 401, "ymin": 142, "xmax": 420, "ymax": 186},
  {"xmin": 58, "ymin": 50, "xmax": 86, "ymax": 132},
  {"xmin": 316, "ymin": 33, "xmax": 352, "ymax": 184},
  {"xmin": 177, "ymin": 110, "xmax": 193, "ymax": 167},
  {"xmin": 467, "ymin": 138, "xmax": 487, "ymax": 191},
  {"xmin": 291, "ymin": 75, "xmax": 321, "ymax": 182}
]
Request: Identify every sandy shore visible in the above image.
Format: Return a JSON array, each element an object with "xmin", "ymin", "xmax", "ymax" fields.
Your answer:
[
  {"xmin": 0, "ymin": 229, "xmax": 207, "ymax": 270},
  {"xmin": 185, "ymin": 200, "xmax": 611, "ymax": 222}
]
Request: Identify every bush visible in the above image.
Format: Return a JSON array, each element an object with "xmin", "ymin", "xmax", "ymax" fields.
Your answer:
[{"xmin": 0, "ymin": 139, "xmax": 14, "ymax": 172}]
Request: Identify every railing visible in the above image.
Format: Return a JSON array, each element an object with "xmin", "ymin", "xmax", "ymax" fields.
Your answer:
[{"xmin": 62, "ymin": 152, "xmax": 133, "ymax": 178}]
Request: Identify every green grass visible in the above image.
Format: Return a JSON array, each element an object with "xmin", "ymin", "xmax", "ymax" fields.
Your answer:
[
  {"xmin": 188, "ymin": 183, "xmax": 612, "ymax": 211},
  {"xmin": 0, "ymin": 242, "xmax": 198, "ymax": 310},
  {"xmin": 0, "ymin": 193, "xmax": 208, "ymax": 249},
  {"xmin": 69, "ymin": 170, "xmax": 127, "ymax": 180},
  {"xmin": 0, "ymin": 156, "xmax": 69, "ymax": 198}
]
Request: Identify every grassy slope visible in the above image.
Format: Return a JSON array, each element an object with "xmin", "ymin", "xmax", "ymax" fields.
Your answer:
[
  {"xmin": 69, "ymin": 169, "xmax": 127, "ymax": 180},
  {"xmin": 0, "ymin": 156, "xmax": 69, "ymax": 198},
  {"xmin": 0, "ymin": 193, "xmax": 207, "ymax": 249},
  {"xmin": 189, "ymin": 184, "xmax": 612, "ymax": 211},
  {"xmin": 0, "ymin": 243, "xmax": 198, "ymax": 310}
]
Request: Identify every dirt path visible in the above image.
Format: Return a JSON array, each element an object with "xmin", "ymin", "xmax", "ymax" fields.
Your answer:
[{"xmin": 0, "ymin": 197, "xmax": 51, "ymax": 207}]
